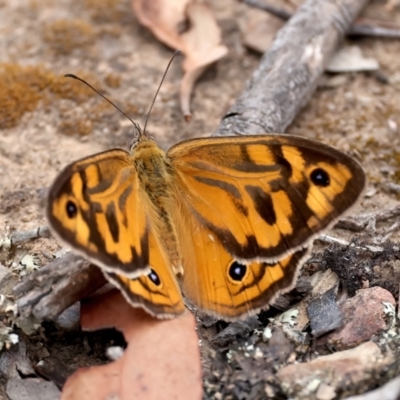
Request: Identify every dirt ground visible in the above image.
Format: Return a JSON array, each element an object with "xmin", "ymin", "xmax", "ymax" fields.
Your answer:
[{"xmin": 1, "ymin": 0, "xmax": 400, "ymax": 399}]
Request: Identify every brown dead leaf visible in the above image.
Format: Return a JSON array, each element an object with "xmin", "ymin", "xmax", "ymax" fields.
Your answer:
[
  {"xmin": 61, "ymin": 289, "xmax": 202, "ymax": 400},
  {"xmin": 386, "ymin": 0, "xmax": 400, "ymax": 11},
  {"xmin": 132, "ymin": 0, "xmax": 228, "ymax": 118},
  {"xmin": 239, "ymin": 9, "xmax": 284, "ymax": 54}
]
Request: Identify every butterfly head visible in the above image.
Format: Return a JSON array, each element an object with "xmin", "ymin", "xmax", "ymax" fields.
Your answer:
[
  {"xmin": 127, "ymin": 129, "xmax": 156, "ymax": 152},
  {"xmin": 127, "ymin": 127, "xmax": 142, "ymax": 150}
]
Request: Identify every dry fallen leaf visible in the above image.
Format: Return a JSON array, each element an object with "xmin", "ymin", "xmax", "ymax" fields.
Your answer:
[
  {"xmin": 61, "ymin": 289, "xmax": 203, "ymax": 400},
  {"xmin": 132, "ymin": 0, "xmax": 228, "ymax": 119},
  {"xmin": 386, "ymin": 0, "xmax": 400, "ymax": 11},
  {"xmin": 239, "ymin": 8, "xmax": 284, "ymax": 54}
]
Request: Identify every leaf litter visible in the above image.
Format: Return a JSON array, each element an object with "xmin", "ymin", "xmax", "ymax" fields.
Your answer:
[
  {"xmin": 132, "ymin": 0, "xmax": 228, "ymax": 119},
  {"xmin": 61, "ymin": 289, "xmax": 203, "ymax": 400}
]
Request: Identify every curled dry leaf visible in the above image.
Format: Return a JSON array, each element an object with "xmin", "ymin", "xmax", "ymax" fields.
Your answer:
[
  {"xmin": 132, "ymin": 0, "xmax": 228, "ymax": 118},
  {"xmin": 61, "ymin": 290, "xmax": 202, "ymax": 400}
]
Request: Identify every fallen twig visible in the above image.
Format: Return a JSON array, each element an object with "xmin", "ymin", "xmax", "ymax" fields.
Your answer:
[
  {"xmin": 10, "ymin": 226, "xmax": 50, "ymax": 244},
  {"xmin": 349, "ymin": 18, "xmax": 400, "ymax": 39},
  {"xmin": 240, "ymin": 0, "xmax": 292, "ymax": 20},
  {"xmin": 337, "ymin": 204, "xmax": 400, "ymax": 231},
  {"xmin": 242, "ymin": 0, "xmax": 400, "ymax": 39},
  {"xmin": 13, "ymin": 253, "xmax": 106, "ymax": 321},
  {"xmin": 215, "ymin": 0, "xmax": 368, "ymax": 136},
  {"xmin": 317, "ymin": 234, "xmax": 385, "ymax": 253}
]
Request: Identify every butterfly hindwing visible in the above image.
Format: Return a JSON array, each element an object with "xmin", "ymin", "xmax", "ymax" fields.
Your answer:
[
  {"xmin": 172, "ymin": 201, "xmax": 311, "ymax": 319},
  {"xmin": 104, "ymin": 228, "xmax": 185, "ymax": 318}
]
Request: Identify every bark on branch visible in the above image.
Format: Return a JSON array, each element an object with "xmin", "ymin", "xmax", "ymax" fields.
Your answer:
[
  {"xmin": 214, "ymin": 0, "xmax": 369, "ymax": 136},
  {"xmin": 14, "ymin": 254, "xmax": 106, "ymax": 321},
  {"xmin": 13, "ymin": 0, "xmax": 369, "ymax": 323}
]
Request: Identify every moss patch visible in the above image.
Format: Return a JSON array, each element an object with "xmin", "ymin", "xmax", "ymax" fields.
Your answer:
[
  {"xmin": 0, "ymin": 63, "xmax": 100, "ymax": 129},
  {"xmin": 42, "ymin": 19, "xmax": 95, "ymax": 55},
  {"xmin": 104, "ymin": 73, "xmax": 121, "ymax": 89},
  {"xmin": 83, "ymin": 0, "xmax": 125, "ymax": 23}
]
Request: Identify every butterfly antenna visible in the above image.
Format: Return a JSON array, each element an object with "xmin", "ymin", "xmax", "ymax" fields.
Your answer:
[
  {"xmin": 142, "ymin": 50, "xmax": 181, "ymax": 135},
  {"xmin": 64, "ymin": 73, "xmax": 143, "ymax": 138}
]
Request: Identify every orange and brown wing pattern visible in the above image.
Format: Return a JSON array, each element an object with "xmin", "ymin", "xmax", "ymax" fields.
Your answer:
[
  {"xmin": 169, "ymin": 134, "xmax": 365, "ymax": 262},
  {"xmin": 172, "ymin": 202, "xmax": 311, "ymax": 320},
  {"xmin": 47, "ymin": 149, "xmax": 151, "ymax": 277},
  {"xmin": 104, "ymin": 229, "xmax": 185, "ymax": 318}
]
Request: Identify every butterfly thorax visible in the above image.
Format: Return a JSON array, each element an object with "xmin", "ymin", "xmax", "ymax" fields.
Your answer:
[
  {"xmin": 131, "ymin": 138, "xmax": 172, "ymax": 198},
  {"xmin": 131, "ymin": 138, "xmax": 182, "ymax": 274}
]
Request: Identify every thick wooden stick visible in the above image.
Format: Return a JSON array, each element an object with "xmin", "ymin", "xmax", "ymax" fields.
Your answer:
[
  {"xmin": 14, "ymin": 253, "xmax": 106, "ymax": 321},
  {"xmin": 13, "ymin": 0, "xmax": 369, "ymax": 323},
  {"xmin": 214, "ymin": 0, "xmax": 369, "ymax": 136},
  {"xmin": 243, "ymin": 0, "xmax": 400, "ymax": 39}
]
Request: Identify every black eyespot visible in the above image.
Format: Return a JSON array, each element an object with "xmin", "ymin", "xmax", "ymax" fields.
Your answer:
[
  {"xmin": 148, "ymin": 268, "xmax": 161, "ymax": 286},
  {"xmin": 310, "ymin": 168, "xmax": 330, "ymax": 187},
  {"xmin": 66, "ymin": 201, "xmax": 77, "ymax": 218},
  {"xmin": 228, "ymin": 261, "xmax": 247, "ymax": 282}
]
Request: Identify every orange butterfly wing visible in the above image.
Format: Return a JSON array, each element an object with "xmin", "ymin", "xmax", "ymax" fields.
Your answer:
[
  {"xmin": 166, "ymin": 134, "xmax": 365, "ymax": 319},
  {"xmin": 48, "ymin": 149, "xmax": 154, "ymax": 277},
  {"xmin": 171, "ymin": 199, "xmax": 311, "ymax": 319},
  {"xmin": 104, "ymin": 229, "xmax": 185, "ymax": 318},
  {"xmin": 168, "ymin": 135, "xmax": 365, "ymax": 262},
  {"xmin": 47, "ymin": 148, "xmax": 185, "ymax": 316}
]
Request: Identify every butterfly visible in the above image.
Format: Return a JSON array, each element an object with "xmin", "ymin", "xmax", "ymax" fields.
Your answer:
[{"xmin": 47, "ymin": 129, "xmax": 366, "ymax": 321}]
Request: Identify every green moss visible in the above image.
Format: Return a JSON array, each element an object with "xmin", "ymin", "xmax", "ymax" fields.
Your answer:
[{"xmin": 42, "ymin": 19, "xmax": 94, "ymax": 55}]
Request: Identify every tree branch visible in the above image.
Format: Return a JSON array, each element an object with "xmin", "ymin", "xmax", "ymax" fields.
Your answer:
[
  {"xmin": 214, "ymin": 0, "xmax": 369, "ymax": 136},
  {"xmin": 14, "ymin": 253, "xmax": 106, "ymax": 321}
]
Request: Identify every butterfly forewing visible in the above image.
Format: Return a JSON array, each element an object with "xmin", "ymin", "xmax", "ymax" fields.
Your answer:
[
  {"xmin": 168, "ymin": 135, "xmax": 366, "ymax": 262},
  {"xmin": 47, "ymin": 149, "xmax": 152, "ymax": 277}
]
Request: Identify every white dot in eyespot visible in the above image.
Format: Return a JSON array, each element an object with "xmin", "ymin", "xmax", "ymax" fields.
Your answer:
[
  {"xmin": 148, "ymin": 268, "xmax": 161, "ymax": 285},
  {"xmin": 229, "ymin": 261, "xmax": 247, "ymax": 281}
]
